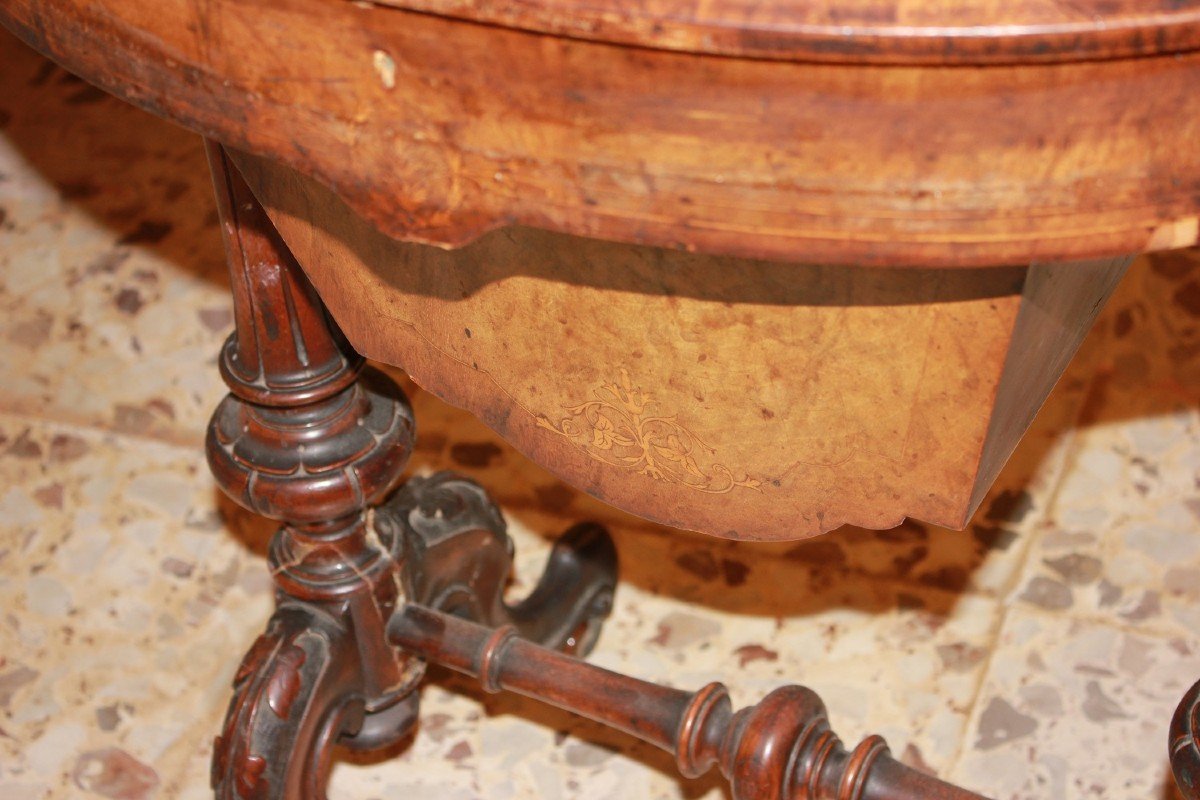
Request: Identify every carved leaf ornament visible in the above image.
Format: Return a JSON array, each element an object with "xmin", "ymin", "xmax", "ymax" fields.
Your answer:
[{"xmin": 538, "ymin": 370, "xmax": 762, "ymax": 494}]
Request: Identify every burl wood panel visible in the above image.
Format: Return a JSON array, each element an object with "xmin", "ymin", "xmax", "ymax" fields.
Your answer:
[
  {"xmin": 233, "ymin": 152, "xmax": 1128, "ymax": 540},
  {"xmin": 361, "ymin": 0, "xmax": 1200, "ymax": 64},
  {"xmin": 3, "ymin": 0, "xmax": 1199, "ymax": 268}
]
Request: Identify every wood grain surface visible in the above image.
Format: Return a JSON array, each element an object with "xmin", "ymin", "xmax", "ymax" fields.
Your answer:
[
  {"xmin": 359, "ymin": 0, "xmax": 1200, "ymax": 64},
  {"xmin": 233, "ymin": 151, "xmax": 1128, "ymax": 539},
  {"xmin": 2, "ymin": 0, "xmax": 1198, "ymax": 267}
]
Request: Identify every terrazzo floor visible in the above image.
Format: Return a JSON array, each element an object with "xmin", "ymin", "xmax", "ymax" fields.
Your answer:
[{"xmin": 2, "ymin": 27, "xmax": 1200, "ymax": 800}]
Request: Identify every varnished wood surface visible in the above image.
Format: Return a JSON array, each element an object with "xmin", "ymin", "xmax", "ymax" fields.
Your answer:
[
  {"xmin": 204, "ymin": 144, "xmax": 422, "ymax": 799},
  {"xmin": 233, "ymin": 151, "xmax": 1129, "ymax": 540},
  {"xmin": 361, "ymin": 0, "xmax": 1200, "ymax": 64},
  {"xmin": 390, "ymin": 604, "xmax": 992, "ymax": 799},
  {"xmin": 2, "ymin": 0, "xmax": 1199, "ymax": 267}
]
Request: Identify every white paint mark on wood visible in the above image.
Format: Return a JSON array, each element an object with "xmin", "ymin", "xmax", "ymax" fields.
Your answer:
[
  {"xmin": 372, "ymin": 50, "xmax": 396, "ymax": 90},
  {"xmin": 1147, "ymin": 217, "xmax": 1200, "ymax": 251}
]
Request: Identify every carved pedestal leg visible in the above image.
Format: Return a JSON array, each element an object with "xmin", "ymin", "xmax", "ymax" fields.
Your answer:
[
  {"xmin": 204, "ymin": 142, "xmax": 420, "ymax": 799},
  {"xmin": 204, "ymin": 142, "xmax": 621, "ymax": 798}
]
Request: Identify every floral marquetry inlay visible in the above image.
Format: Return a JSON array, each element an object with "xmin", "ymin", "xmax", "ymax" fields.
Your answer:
[{"xmin": 536, "ymin": 370, "xmax": 763, "ymax": 494}]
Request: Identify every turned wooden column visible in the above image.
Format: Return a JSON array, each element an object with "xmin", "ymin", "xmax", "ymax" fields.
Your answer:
[
  {"xmin": 204, "ymin": 139, "xmax": 414, "ymax": 619},
  {"xmin": 204, "ymin": 142, "xmax": 421, "ymax": 799},
  {"xmin": 390, "ymin": 605, "xmax": 993, "ymax": 800}
]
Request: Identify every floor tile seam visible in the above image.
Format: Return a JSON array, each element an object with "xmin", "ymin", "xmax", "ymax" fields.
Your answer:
[
  {"xmin": 941, "ymin": 387, "xmax": 1176, "ymax": 774},
  {"xmin": 940, "ymin": 595, "xmax": 1015, "ymax": 778},
  {"xmin": 989, "ymin": 397, "xmax": 1200, "ymax": 637},
  {"xmin": 936, "ymin": 600, "xmax": 1190, "ymax": 786},
  {"xmin": 834, "ymin": 570, "xmax": 1013, "ymax": 782},
  {"xmin": 991, "ymin": 369, "xmax": 1113, "ymax": 611},
  {"xmin": 0, "ymin": 403, "xmax": 206, "ymax": 451},
  {"xmin": 148, "ymin": 720, "xmax": 224, "ymax": 800},
  {"xmin": 941, "ymin": 411, "xmax": 1096, "ymax": 773},
  {"xmin": 999, "ymin": 596, "xmax": 1200, "ymax": 647}
]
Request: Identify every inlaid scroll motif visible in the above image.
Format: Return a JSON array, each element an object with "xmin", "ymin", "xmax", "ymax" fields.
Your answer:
[{"xmin": 536, "ymin": 370, "xmax": 762, "ymax": 494}]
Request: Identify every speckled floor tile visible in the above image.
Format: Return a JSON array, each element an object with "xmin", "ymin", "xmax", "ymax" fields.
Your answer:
[
  {"xmin": 0, "ymin": 414, "xmax": 273, "ymax": 799},
  {"xmin": 944, "ymin": 251, "xmax": 1200, "ymax": 799},
  {"xmin": 1010, "ymin": 251, "xmax": 1200, "ymax": 639},
  {"xmin": 0, "ymin": 31, "xmax": 229, "ymax": 446},
  {"xmin": 947, "ymin": 607, "xmax": 1198, "ymax": 800}
]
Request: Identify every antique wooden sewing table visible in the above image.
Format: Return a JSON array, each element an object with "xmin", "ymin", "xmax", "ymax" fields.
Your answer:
[{"xmin": 3, "ymin": 0, "xmax": 1200, "ymax": 797}]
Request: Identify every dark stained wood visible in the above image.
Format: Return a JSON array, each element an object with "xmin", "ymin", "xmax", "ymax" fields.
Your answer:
[
  {"xmin": 390, "ymin": 604, "xmax": 993, "ymax": 800},
  {"xmin": 968, "ymin": 257, "xmax": 1131, "ymax": 512},
  {"xmin": 2, "ymin": 0, "xmax": 1199, "ymax": 268},
  {"xmin": 205, "ymin": 147, "xmax": 414, "ymax": 528},
  {"xmin": 205, "ymin": 147, "xmax": 622, "ymax": 799},
  {"xmin": 361, "ymin": 0, "xmax": 1200, "ymax": 64},
  {"xmin": 205, "ymin": 142, "xmax": 424, "ymax": 798},
  {"xmin": 1173, "ymin": 680, "xmax": 1200, "ymax": 799},
  {"xmin": 377, "ymin": 471, "xmax": 618, "ymax": 654}
]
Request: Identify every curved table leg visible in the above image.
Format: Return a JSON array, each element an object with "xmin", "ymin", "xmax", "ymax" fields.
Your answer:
[{"xmin": 212, "ymin": 605, "xmax": 361, "ymax": 800}]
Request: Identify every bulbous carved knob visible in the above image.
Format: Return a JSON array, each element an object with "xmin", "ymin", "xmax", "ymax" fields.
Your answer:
[
  {"xmin": 675, "ymin": 681, "xmax": 890, "ymax": 800},
  {"xmin": 204, "ymin": 142, "xmax": 415, "ymax": 530},
  {"xmin": 207, "ymin": 373, "xmax": 414, "ymax": 525}
]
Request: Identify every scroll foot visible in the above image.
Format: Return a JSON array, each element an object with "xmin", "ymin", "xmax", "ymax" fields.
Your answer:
[
  {"xmin": 377, "ymin": 471, "xmax": 618, "ymax": 655},
  {"xmin": 212, "ymin": 606, "xmax": 360, "ymax": 800}
]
